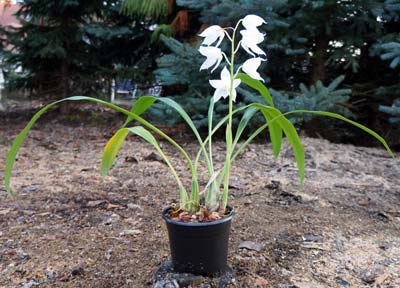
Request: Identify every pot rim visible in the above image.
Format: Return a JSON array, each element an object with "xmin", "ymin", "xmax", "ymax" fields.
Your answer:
[{"xmin": 162, "ymin": 206, "xmax": 235, "ymax": 227}]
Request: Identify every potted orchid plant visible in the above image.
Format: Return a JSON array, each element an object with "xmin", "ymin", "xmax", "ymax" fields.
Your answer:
[{"xmin": 4, "ymin": 15, "xmax": 394, "ymax": 276}]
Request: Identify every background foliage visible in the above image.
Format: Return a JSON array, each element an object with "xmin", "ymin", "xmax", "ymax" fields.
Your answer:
[{"xmin": 1, "ymin": 0, "xmax": 399, "ymax": 146}]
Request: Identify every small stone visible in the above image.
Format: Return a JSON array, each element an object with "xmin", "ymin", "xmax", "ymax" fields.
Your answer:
[
  {"xmin": 71, "ymin": 262, "xmax": 84, "ymax": 276},
  {"xmin": 153, "ymin": 279, "xmax": 179, "ymax": 288},
  {"xmin": 87, "ymin": 200, "xmax": 107, "ymax": 207},
  {"xmin": 22, "ymin": 210, "xmax": 35, "ymax": 216},
  {"xmin": 360, "ymin": 270, "xmax": 377, "ymax": 284},
  {"xmin": 16, "ymin": 249, "xmax": 30, "ymax": 260},
  {"xmin": 22, "ymin": 184, "xmax": 40, "ymax": 193},
  {"xmin": 173, "ymin": 273, "xmax": 204, "ymax": 286},
  {"xmin": 102, "ymin": 213, "xmax": 120, "ymax": 225},
  {"xmin": 46, "ymin": 268, "xmax": 57, "ymax": 281},
  {"xmin": 239, "ymin": 241, "xmax": 264, "ymax": 252},
  {"xmin": 16, "ymin": 216, "xmax": 26, "ymax": 224},
  {"xmin": 335, "ymin": 276, "xmax": 350, "ymax": 286},
  {"xmin": 120, "ymin": 229, "xmax": 143, "ymax": 236},
  {"xmin": 303, "ymin": 234, "xmax": 323, "ymax": 242},
  {"xmin": 127, "ymin": 203, "xmax": 143, "ymax": 211},
  {"xmin": 21, "ymin": 279, "xmax": 40, "ymax": 288},
  {"xmin": 144, "ymin": 152, "xmax": 166, "ymax": 164}
]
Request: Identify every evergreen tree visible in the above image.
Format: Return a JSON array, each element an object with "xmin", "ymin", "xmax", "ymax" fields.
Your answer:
[
  {"xmin": 153, "ymin": 0, "xmax": 400, "ymax": 135},
  {"xmin": 0, "ymin": 0, "xmax": 156, "ymax": 99}
]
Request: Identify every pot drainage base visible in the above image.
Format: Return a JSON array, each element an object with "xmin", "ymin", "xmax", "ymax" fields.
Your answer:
[{"xmin": 153, "ymin": 260, "xmax": 236, "ymax": 288}]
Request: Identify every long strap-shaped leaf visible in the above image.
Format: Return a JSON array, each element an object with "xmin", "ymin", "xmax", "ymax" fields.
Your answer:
[
  {"xmin": 4, "ymin": 96, "xmax": 194, "ymax": 197},
  {"xmin": 123, "ymin": 96, "xmax": 156, "ymax": 126},
  {"xmin": 125, "ymin": 96, "xmax": 212, "ymax": 176},
  {"xmin": 236, "ymin": 73, "xmax": 282, "ymax": 158},
  {"xmin": 125, "ymin": 95, "xmax": 213, "ymax": 207},
  {"xmin": 255, "ymin": 104, "xmax": 305, "ymax": 183},
  {"xmin": 231, "ymin": 107, "xmax": 395, "ymax": 181},
  {"xmin": 102, "ymin": 126, "xmax": 188, "ymax": 207}
]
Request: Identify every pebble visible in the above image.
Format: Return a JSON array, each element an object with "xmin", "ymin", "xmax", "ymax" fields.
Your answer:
[
  {"xmin": 303, "ymin": 234, "xmax": 323, "ymax": 242},
  {"xmin": 22, "ymin": 184, "xmax": 40, "ymax": 193},
  {"xmin": 127, "ymin": 203, "xmax": 143, "ymax": 211},
  {"xmin": 360, "ymin": 270, "xmax": 377, "ymax": 284},
  {"xmin": 334, "ymin": 276, "xmax": 350, "ymax": 286},
  {"xmin": 16, "ymin": 216, "xmax": 26, "ymax": 224},
  {"xmin": 153, "ymin": 260, "xmax": 235, "ymax": 288},
  {"xmin": 16, "ymin": 249, "xmax": 30, "ymax": 260},
  {"xmin": 21, "ymin": 280, "xmax": 40, "ymax": 288},
  {"xmin": 239, "ymin": 241, "xmax": 264, "ymax": 252},
  {"xmin": 102, "ymin": 213, "xmax": 120, "ymax": 225}
]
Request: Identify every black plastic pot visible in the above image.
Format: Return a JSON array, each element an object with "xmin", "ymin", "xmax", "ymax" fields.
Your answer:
[{"xmin": 162, "ymin": 206, "xmax": 235, "ymax": 276}]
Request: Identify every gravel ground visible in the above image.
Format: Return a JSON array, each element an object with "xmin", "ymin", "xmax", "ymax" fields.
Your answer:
[{"xmin": 0, "ymin": 114, "xmax": 399, "ymax": 287}]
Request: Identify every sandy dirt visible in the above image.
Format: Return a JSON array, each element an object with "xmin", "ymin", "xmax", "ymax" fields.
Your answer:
[{"xmin": 0, "ymin": 109, "xmax": 399, "ymax": 287}]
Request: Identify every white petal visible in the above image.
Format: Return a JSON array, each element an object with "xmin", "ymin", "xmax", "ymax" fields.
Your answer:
[
  {"xmin": 211, "ymin": 53, "xmax": 223, "ymax": 72},
  {"xmin": 199, "ymin": 46, "xmax": 223, "ymax": 71},
  {"xmin": 242, "ymin": 58, "xmax": 264, "ymax": 81},
  {"xmin": 199, "ymin": 25, "xmax": 222, "ymax": 37},
  {"xmin": 233, "ymin": 79, "xmax": 241, "ymax": 88},
  {"xmin": 242, "ymin": 15, "xmax": 266, "ymax": 31},
  {"xmin": 241, "ymin": 42, "xmax": 255, "ymax": 57},
  {"xmin": 209, "ymin": 79, "xmax": 224, "ymax": 89},
  {"xmin": 220, "ymin": 66, "xmax": 231, "ymax": 82},
  {"xmin": 199, "ymin": 25, "xmax": 225, "ymax": 47},
  {"xmin": 240, "ymin": 29, "xmax": 264, "ymax": 44},
  {"xmin": 240, "ymin": 29, "xmax": 266, "ymax": 56},
  {"xmin": 232, "ymin": 87, "xmax": 237, "ymax": 102},
  {"xmin": 213, "ymin": 88, "xmax": 228, "ymax": 103},
  {"xmin": 248, "ymin": 44, "xmax": 266, "ymax": 56},
  {"xmin": 200, "ymin": 58, "xmax": 215, "ymax": 70}
]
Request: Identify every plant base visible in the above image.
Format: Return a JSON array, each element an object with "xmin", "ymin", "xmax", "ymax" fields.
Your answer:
[
  {"xmin": 152, "ymin": 260, "xmax": 236, "ymax": 288},
  {"xmin": 162, "ymin": 206, "xmax": 234, "ymax": 276}
]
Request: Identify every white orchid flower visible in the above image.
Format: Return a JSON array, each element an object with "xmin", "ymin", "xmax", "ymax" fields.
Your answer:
[
  {"xmin": 242, "ymin": 57, "xmax": 265, "ymax": 82},
  {"xmin": 242, "ymin": 14, "xmax": 266, "ymax": 32},
  {"xmin": 199, "ymin": 25, "xmax": 225, "ymax": 47},
  {"xmin": 199, "ymin": 46, "xmax": 223, "ymax": 72},
  {"xmin": 240, "ymin": 29, "xmax": 266, "ymax": 56},
  {"xmin": 209, "ymin": 67, "xmax": 241, "ymax": 103}
]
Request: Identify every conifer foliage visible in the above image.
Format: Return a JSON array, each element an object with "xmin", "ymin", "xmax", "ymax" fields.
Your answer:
[
  {"xmin": 154, "ymin": 0, "xmax": 400, "ymax": 131},
  {"xmin": 0, "ymin": 0, "xmax": 155, "ymax": 98}
]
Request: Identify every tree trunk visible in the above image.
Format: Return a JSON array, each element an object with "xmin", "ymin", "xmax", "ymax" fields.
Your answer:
[{"xmin": 311, "ymin": 37, "xmax": 329, "ymax": 84}]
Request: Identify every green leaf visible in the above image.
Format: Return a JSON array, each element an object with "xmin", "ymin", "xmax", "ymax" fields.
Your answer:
[
  {"xmin": 123, "ymin": 96, "xmax": 157, "ymax": 127},
  {"xmin": 233, "ymin": 106, "xmax": 258, "ymax": 147},
  {"xmin": 126, "ymin": 96, "xmax": 209, "ymax": 170},
  {"xmin": 5, "ymin": 98, "xmax": 65, "ymax": 197},
  {"xmin": 254, "ymin": 104, "xmax": 305, "ymax": 183},
  {"xmin": 236, "ymin": 73, "xmax": 283, "ymax": 158},
  {"xmin": 236, "ymin": 73, "xmax": 274, "ymax": 107},
  {"xmin": 5, "ymin": 96, "xmax": 194, "ymax": 197},
  {"xmin": 101, "ymin": 129, "xmax": 129, "ymax": 176},
  {"xmin": 264, "ymin": 112, "xmax": 283, "ymax": 158},
  {"xmin": 290, "ymin": 110, "xmax": 395, "ymax": 158},
  {"xmin": 102, "ymin": 126, "xmax": 189, "ymax": 207}
]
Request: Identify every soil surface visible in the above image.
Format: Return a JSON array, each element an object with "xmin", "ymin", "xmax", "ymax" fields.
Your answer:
[{"xmin": 1, "ymin": 109, "xmax": 400, "ymax": 287}]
